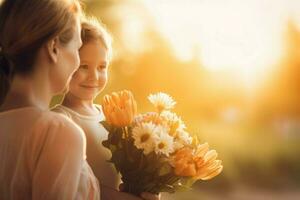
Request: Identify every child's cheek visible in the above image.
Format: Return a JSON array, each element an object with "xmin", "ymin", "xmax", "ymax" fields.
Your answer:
[{"xmin": 99, "ymin": 71, "xmax": 108, "ymax": 82}]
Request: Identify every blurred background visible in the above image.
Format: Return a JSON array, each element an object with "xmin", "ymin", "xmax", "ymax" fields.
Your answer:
[{"xmin": 55, "ymin": 0, "xmax": 300, "ymax": 199}]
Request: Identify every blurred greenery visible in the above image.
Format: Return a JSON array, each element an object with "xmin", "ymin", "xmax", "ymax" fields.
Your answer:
[{"xmin": 51, "ymin": 0, "xmax": 300, "ymax": 199}]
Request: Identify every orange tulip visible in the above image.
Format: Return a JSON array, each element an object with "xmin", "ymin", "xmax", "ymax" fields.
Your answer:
[{"xmin": 102, "ymin": 90, "xmax": 137, "ymax": 127}]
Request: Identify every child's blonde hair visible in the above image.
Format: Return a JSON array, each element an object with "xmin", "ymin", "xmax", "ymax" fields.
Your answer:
[{"xmin": 81, "ymin": 17, "xmax": 113, "ymax": 61}]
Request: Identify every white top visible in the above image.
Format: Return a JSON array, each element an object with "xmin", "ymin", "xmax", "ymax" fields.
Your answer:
[
  {"xmin": 52, "ymin": 104, "xmax": 121, "ymax": 190},
  {"xmin": 0, "ymin": 107, "xmax": 100, "ymax": 200}
]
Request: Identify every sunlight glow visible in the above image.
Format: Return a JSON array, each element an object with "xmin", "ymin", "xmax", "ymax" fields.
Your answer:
[{"xmin": 143, "ymin": 0, "xmax": 300, "ymax": 87}]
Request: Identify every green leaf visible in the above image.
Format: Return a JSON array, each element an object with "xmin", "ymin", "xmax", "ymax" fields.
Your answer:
[
  {"xmin": 158, "ymin": 163, "xmax": 172, "ymax": 176},
  {"xmin": 159, "ymin": 184, "xmax": 176, "ymax": 193},
  {"xmin": 180, "ymin": 177, "xmax": 197, "ymax": 188},
  {"xmin": 100, "ymin": 120, "xmax": 112, "ymax": 132},
  {"xmin": 110, "ymin": 128, "xmax": 123, "ymax": 145},
  {"xmin": 173, "ymin": 183, "xmax": 192, "ymax": 192}
]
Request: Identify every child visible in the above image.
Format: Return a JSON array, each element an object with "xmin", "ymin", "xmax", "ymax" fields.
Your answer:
[{"xmin": 52, "ymin": 18, "xmax": 160, "ymax": 200}]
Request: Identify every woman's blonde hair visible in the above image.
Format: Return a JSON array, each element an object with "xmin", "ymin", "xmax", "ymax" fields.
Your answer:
[
  {"xmin": 81, "ymin": 17, "xmax": 113, "ymax": 61},
  {"xmin": 0, "ymin": 0, "xmax": 82, "ymax": 104}
]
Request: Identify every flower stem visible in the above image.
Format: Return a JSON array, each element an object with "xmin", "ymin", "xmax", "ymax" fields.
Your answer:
[{"xmin": 122, "ymin": 127, "xmax": 130, "ymax": 159}]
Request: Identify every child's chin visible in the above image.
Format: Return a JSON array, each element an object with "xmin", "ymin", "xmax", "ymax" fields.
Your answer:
[{"xmin": 79, "ymin": 93, "xmax": 96, "ymax": 101}]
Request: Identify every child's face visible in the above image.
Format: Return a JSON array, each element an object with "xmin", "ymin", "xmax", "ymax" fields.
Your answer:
[{"xmin": 68, "ymin": 40, "xmax": 108, "ymax": 101}]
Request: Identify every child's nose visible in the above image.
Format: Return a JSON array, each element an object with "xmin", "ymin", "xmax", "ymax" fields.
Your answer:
[{"xmin": 89, "ymin": 69, "xmax": 99, "ymax": 80}]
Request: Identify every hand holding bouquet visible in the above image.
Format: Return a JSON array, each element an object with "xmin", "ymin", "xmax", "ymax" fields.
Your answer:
[{"xmin": 101, "ymin": 90, "xmax": 223, "ymax": 195}]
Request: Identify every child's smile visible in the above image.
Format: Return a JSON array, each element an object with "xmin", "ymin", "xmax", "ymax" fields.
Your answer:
[{"xmin": 68, "ymin": 40, "xmax": 109, "ymax": 101}]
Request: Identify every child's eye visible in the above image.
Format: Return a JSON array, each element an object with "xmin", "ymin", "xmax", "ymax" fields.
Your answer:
[
  {"xmin": 98, "ymin": 65, "xmax": 107, "ymax": 71},
  {"xmin": 80, "ymin": 64, "xmax": 89, "ymax": 70}
]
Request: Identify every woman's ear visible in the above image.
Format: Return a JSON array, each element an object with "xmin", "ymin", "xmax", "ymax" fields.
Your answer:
[{"xmin": 46, "ymin": 37, "xmax": 60, "ymax": 63}]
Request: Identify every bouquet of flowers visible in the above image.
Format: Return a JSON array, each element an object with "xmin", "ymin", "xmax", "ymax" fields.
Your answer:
[{"xmin": 101, "ymin": 90, "xmax": 223, "ymax": 195}]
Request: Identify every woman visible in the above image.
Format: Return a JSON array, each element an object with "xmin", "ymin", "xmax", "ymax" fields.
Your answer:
[{"xmin": 0, "ymin": 0, "xmax": 100, "ymax": 199}]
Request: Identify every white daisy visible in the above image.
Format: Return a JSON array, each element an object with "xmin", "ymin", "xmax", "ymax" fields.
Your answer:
[
  {"xmin": 154, "ymin": 125, "xmax": 175, "ymax": 156},
  {"xmin": 161, "ymin": 111, "xmax": 186, "ymax": 129},
  {"xmin": 160, "ymin": 111, "xmax": 186, "ymax": 136},
  {"xmin": 148, "ymin": 92, "xmax": 176, "ymax": 112},
  {"xmin": 132, "ymin": 122, "xmax": 158, "ymax": 154}
]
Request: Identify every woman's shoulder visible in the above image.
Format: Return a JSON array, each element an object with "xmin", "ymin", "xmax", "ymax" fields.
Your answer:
[
  {"xmin": 32, "ymin": 109, "xmax": 85, "ymax": 145},
  {"xmin": 39, "ymin": 109, "xmax": 83, "ymax": 132},
  {"xmin": 29, "ymin": 110, "xmax": 86, "ymax": 158},
  {"xmin": 0, "ymin": 108, "xmax": 86, "ymax": 160},
  {"xmin": 38, "ymin": 109, "xmax": 76, "ymax": 127}
]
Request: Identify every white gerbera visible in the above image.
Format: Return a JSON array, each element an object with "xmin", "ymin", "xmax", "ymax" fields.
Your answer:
[
  {"xmin": 132, "ymin": 122, "xmax": 158, "ymax": 154},
  {"xmin": 148, "ymin": 92, "xmax": 176, "ymax": 112},
  {"xmin": 154, "ymin": 125, "xmax": 175, "ymax": 156}
]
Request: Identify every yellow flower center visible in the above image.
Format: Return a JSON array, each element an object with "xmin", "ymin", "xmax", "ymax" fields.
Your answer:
[
  {"xmin": 157, "ymin": 104, "xmax": 165, "ymax": 113},
  {"xmin": 158, "ymin": 142, "xmax": 165, "ymax": 149},
  {"xmin": 141, "ymin": 133, "xmax": 150, "ymax": 143}
]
